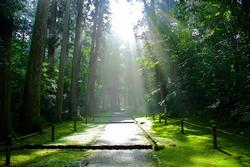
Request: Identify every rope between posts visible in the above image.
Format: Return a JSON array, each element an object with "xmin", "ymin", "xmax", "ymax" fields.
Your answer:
[
  {"xmin": 216, "ymin": 129, "xmax": 250, "ymax": 140},
  {"xmin": 183, "ymin": 121, "xmax": 212, "ymax": 130},
  {"xmin": 183, "ymin": 120, "xmax": 250, "ymax": 140},
  {"xmin": 3, "ymin": 119, "xmax": 88, "ymax": 146},
  {"xmin": 14, "ymin": 126, "xmax": 51, "ymax": 141},
  {"xmin": 150, "ymin": 114, "xmax": 250, "ymax": 140},
  {"xmin": 15, "ymin": 131, "xmax": 43, "ymax": 140},
  {"xmin": 0, "ymin": 127, "xmax": 51, "ymax": 146}
]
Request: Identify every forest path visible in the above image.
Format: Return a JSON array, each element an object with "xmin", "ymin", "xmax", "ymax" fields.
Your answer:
[{"xmin": 86, "ymin": 112, "xmax": 152, "ymax": 166}]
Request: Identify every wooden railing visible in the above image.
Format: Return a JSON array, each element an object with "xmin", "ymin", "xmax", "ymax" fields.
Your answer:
[
  {"xmin": 149, "ymin": 114, "xmax": 250, "ymax": 151},
  {"xmin": 2, "ymin": 120, "xmax": 79, "ymax": 166}
]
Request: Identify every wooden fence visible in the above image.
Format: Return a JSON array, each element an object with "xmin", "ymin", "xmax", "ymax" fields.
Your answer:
[
  {"xmin": 2, "ymin": 120, "xmax": 78, "ymax": 166},
  {"xmin": 150, "ymin": 113, "xmax": 250, "ymax": 151}
]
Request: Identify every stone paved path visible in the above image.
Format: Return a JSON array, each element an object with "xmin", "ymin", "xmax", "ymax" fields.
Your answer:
[{"xmin": 87, "ymin": 112, "xmax": 152, "ymax": 166}]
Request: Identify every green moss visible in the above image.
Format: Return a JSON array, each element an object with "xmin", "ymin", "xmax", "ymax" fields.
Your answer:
[
  {"xmin": 0, "ymin": 121, "xmax": 95, "ymax": 166},
  {"xmin": 147, "ymin": 116, "xmax": 250, "ymax": 167},
  {"xmin": 0, "ymin": 149, "xmax": 92, "ymax": 167},
  {"xmin": 13, "ymin": 120, "xmax": 89, "ymax": 147}
]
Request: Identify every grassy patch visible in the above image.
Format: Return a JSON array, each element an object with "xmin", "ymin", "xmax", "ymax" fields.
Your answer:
[
  {"xmin": 0, "ymin": 149, "xmax": 91, "ymax": 167},
  {"xmin": 12, "ymin": 120, "xmax": 89, "ymax": 146},
  {"xmin": 0, "ymin": 120, "xmax": 96, "ymax": 166},
  {"xmin": 146, "ymin": 116, "xmax": 250, "ymax": 167}
]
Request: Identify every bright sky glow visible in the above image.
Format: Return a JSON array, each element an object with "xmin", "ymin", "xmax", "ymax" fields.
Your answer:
[
  {"xmin": 107, "ymin": 1, "xmax": 147, "ymax": 114},
  {"xmin": 110, "ymin": 0, "xmax": 143, "ymax": 42}
]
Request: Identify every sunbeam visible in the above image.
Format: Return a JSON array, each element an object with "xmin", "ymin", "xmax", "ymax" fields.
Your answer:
[
  {"xmin": 110, "ymin": 0, "xmax": 143, "ymax": 43},
  {"xmin": 96, "ymin": 0, "xmax": 147, "ymax": 114}
]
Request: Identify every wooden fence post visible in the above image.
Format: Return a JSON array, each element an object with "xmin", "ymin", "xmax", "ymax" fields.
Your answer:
[
  {"xmin": 51, "ymin": 124, "xmax": 55, "ymax": 142},
  {"xmin": 159, "ymin": 114, "xmax": 162, "ymax": 123},
  {"xmin": 153, "ymin": 113, "xmax": 155, "ymax": 121},
  {"xmin": 5, "ymin": 135, "xmax": 11, "ymax": 166},
  {"xmin": 212, "ymin": 125, "xmax": 217, "ymax": 149},
  {"xmin": 85, "ymin": 117, "xmax": 88, "ymax": 125},
  {"xmin": 164, "ymin": 114, "xmax": 167, "ymax": 126},
  {"xmin": 74, "ymin": 119, "xmax": 77, "ymax": 132},
  {"xmin": 181, "ymin": 119, "xmax": 184, "ymax": 134}
]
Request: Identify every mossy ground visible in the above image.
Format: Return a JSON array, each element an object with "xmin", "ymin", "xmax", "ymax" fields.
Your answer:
[
  {"xmin": 0, "ymin": 117, "xmax": 107, "ymax": 167},
  {"xmin": 13, "ymin": 120, "xmax": 89, "ymax": 146},
  {"xmin": 0, "ymin": 149, "xmax": 92, "ymax": 167},
  {"xmin": 1, "ymin": 112, "xmax": 249, "ymax": 166},
  {"xmin": 144, "ymin": 116, "xmax": 250, "ymax": 167}
]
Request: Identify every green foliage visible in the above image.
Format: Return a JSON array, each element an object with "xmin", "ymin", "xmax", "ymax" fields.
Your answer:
[
  {"xmin": 41, "ymin": 62, "xmax": 57, "ymax": 121},
  {"xmin": 11, "ymin": 38, "xmax": 29, "ymax": 99},
  {"xmin": 0, "ymin": 0, "xmax": 24, "ymax": 17},
  {"xmin": 139, "ymin": 0, "xmax": 250, "ymax": 125},
  {"xmin": 137, "ymin": 56, "xmax": 158, "ymax": 70},
  {"xmin": 231, "ymin": 105, "xmax": 250, "ymax": 124}
]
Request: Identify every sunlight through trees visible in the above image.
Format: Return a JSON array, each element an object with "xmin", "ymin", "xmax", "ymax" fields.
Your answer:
[{"xmin": 0, "ymin": 0, "xmax": 250, "ymax": 166}]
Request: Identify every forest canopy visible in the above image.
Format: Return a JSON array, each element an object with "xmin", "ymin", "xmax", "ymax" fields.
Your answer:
[{"xmin": 0, "ymin": 0, "xmax": 249, "ymax": 140}]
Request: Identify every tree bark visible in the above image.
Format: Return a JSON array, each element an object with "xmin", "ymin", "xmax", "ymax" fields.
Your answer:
[
  {"xmin": 69, "ymin": 0, "xmax": 84, "ymax": 118},
  {"xmin": 48, "ymin": 0, "xmax": 57, "ymax": 66},
  {"xmin": 86, "ymin": 0, "xmax": 106, "ymax": 115},
  {"xmin": 155, "ymin": 63, "xmax": 168, "ymax": 111},
  {"xmin": 0, "ymin": 11, "xmax": 13, "ymax": 141},
  {"xmin": 85, "ymin": 3, "xmax": 98, "ymax": 116},
  {"xmin": 143, "ymin": 0, "xmax": 168, "ymax": 113},
  {"xmin": 54, "ymin": 0, "xmax": 71, "ymax": 122},
  {"xmin": 21, "ymin": 0, "xmax": 49, "ymax": 133}
]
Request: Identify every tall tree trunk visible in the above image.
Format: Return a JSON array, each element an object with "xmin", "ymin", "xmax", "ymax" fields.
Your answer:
[
  {"xmin": 0, "ymin": 12, "xmax": 13, "ymax": 141},
  {"xmin": 143, "ymin": 0, "xmax": 168, "ymax": 114},
  {"xmin": 48, "ymin": 0, "xmax": 57, "ymax": 66},
  {"xmin": 86, "ymin": 0, "xmax": 105, "ymax": 116},
  {"xmin": 155, "ymin": 63, "xmax": 168, "ymax": 111},
  {"xmin": 21, "ymin": 0, "xmax": 49, "ymax": 133},
  {"xmin": 69, "ymin": 0, "xmax": 83, "ymax": 118},
  {"xmin": 54, "ymin": 0, "xmax": 71, "ymax": 122},
  {"xmin": 86, "ymin": 3, "xmax": 98, "ymax": 116}
]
